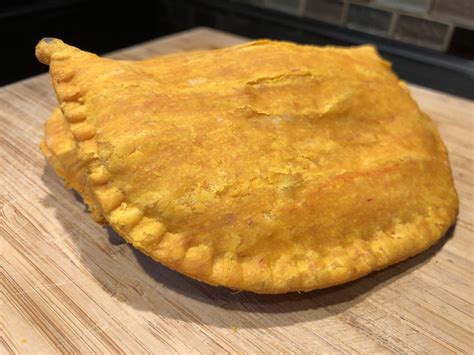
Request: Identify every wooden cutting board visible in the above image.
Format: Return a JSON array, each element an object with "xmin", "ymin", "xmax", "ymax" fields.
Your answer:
[{"xmin": 1, "ymin": 27, "xmax": 473, "ymax": 354}]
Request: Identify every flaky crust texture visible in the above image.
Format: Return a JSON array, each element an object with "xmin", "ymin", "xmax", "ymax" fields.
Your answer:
[
  {"xmin": 40, "ymin": 108, "xmax": 106, "ymax": 223},
  {"xmin": 37, "ymin": 38, "xmax": 458, "ymax": 293}
]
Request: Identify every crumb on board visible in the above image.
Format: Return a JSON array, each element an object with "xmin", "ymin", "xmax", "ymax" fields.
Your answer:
[{"xmin": 230, "ymin": 323, "xmax": 239, "ymax": 333}]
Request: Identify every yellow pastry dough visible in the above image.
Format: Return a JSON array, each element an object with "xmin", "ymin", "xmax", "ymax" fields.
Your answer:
[
  {"xmin": 41, "ymin": 108, "xmax": 106, "ymax": 223},
  {"xmin": 37, "ymin": 38, "xmax": 458, "ymax": 293}
]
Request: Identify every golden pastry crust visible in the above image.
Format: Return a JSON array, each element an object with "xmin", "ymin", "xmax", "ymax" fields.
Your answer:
[
  {"xmin": 37, "ymin": 38, "xmax": 458, "ymax": 293},
  {"xmin": 41, "ymin": 108, "xmax": 106, "ymax": 223}
]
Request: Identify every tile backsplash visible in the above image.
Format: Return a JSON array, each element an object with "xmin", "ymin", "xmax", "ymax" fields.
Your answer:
[
  {"xmin": 373, "ymin": 0, "xmax": 430, "ymax": 14},
  {"xmin": 394, "ymin": 14, "xmax": 451, "ymax": 50},
  {"xmin": 265, "ymin": 0, "xmax": 304, "ymax": 15},
  {"xmin": 237, "ymin": 0, "xmax": 474, "ymax": 53},
  {"xmin": 346, "ymin": 4, "xmax": 393, "ymax": 36},
  {"xmin": 304, "ymin": 0, "xmax": 346, "ymax": 25},
  {"xmin": 431, "ymin": 0, "xmax": 474, "ymax": 27}
]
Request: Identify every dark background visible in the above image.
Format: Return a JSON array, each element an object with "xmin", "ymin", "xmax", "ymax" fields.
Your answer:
[{"xmin": 1, "ymin": 0, "xmax": 473, "ymax": 98}]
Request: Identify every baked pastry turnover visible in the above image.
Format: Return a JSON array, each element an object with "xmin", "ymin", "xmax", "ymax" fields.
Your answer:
[{"xmin": 37, "ymin": 38, "xmax": 458, "ymax": 294}]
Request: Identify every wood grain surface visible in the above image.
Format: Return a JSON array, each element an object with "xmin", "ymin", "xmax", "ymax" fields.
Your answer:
[{"xmin": 1, "ymin": 27, "xmax": 473, "ymax": 354}]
